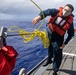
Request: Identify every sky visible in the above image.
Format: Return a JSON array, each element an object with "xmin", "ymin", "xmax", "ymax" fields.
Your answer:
[{"xmin": 0, "ymin": 0, "xmax": 76, "ymax": 20}]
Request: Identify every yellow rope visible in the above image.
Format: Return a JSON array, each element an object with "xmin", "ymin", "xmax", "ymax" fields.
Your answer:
[
  {"xmin": 8, "ymin": 26, "xmax": 49, "ymax": 48},
  {"xmin": 30, "ymin": 0, "xmax": 45, "ymax": 29},
  {"xmin": 8, "ymin": 0, "xmax": 50, "ymax": 48}
]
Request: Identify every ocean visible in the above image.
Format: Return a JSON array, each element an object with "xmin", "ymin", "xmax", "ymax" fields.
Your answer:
[
  {"xmin": 0, "ymin": 20, "xmax": 76, "ymax": 75},
  {"xmin": 0, "ymin": 20, "xmax": 48, "ymax": 75}
]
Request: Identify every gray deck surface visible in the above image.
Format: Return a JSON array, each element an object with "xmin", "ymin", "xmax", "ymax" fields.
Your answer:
[{"xmin": 33, "ymin": 37, "xmax": 76, "ymax": 75}]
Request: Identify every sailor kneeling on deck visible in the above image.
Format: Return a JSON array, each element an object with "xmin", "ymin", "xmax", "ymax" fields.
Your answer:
[{"xmin": 32, "ymin": 4, "xmax": 74, "ymax": 75}]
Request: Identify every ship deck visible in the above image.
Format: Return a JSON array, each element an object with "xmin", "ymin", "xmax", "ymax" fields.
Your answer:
[{"xmin": 32, "ymin": 37, "xmax": 76, "ymax": 75}]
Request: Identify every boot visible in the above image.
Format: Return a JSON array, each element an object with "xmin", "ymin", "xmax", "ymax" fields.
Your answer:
[
  {"xmin": 43, "ymin": 59, "xmax": 52, "ymax": 66},
  {"xmin": 53, "ymin": 72, "xmax": 57, "ymax": 75}
]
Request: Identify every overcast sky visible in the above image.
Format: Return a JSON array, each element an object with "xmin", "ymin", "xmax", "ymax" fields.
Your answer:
[{"xmin": 0, "ymin": 0, "xmax": 76, "ymax": 20}]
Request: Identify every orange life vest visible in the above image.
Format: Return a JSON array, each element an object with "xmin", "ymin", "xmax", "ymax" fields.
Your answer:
[
  {"xmin": 0, "ymin": 46, "xmax": 18, "ymax": 75},
  {"xmin": 48, "ymin": 7, "xmax": 74, "ymax": 36}
]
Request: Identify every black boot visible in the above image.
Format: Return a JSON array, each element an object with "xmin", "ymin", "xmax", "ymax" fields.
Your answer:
[
  {"xmin": 43, "ymin": 59, "xmax": 52, "ymax": 66},
  {"xmin": 53, "ymin": 72, "xmax": 57, "ymax": 75}
]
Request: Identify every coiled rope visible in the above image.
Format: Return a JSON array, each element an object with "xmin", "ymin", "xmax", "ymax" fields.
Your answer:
[{"xmin": 8, "ymin": 0, "xmax": 50, "ymax": 48}]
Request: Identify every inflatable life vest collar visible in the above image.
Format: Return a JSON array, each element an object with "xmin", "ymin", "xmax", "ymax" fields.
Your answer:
[{"xmin": 58, "ymin": 7, "xmax": 63, "ymax": 17}]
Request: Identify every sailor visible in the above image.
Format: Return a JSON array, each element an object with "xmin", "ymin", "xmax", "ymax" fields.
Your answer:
[{"xmin": 32, "ymin": 4, "xmax": 74, "ymax": 75}]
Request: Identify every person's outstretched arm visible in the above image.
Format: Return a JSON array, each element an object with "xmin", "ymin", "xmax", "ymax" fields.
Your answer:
[{"xmin": 32, "ymin": 8, "xmax": 59, "ymax": 25}]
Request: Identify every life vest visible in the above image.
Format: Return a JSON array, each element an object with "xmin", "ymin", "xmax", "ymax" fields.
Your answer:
[
  {"xmin": 48, "ymin": 7, "xmax": 74, "ymax": 36},
  {"xmin": 0, "ymin": 46, "xmax": 18, "ymax": 75}
]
